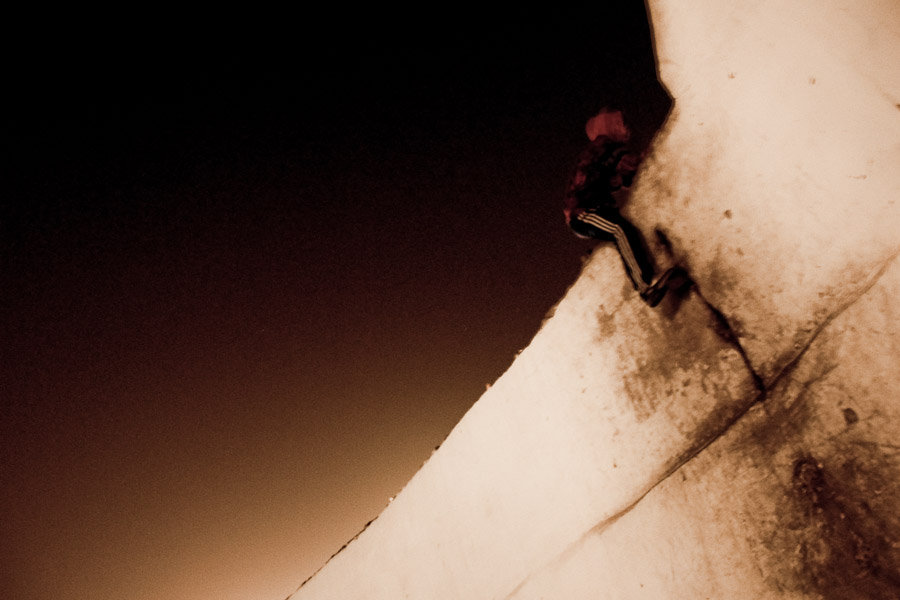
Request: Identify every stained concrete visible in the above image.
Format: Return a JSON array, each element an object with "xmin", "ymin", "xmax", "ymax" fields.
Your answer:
[{"xmin": 508, "ymin": 254, "xmax": 900, "ymax": 599}]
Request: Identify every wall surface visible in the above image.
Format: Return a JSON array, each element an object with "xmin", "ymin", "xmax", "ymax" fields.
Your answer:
[{"xmin": 291, "ymin": 1, "xmax": 900, "ymax": 598}]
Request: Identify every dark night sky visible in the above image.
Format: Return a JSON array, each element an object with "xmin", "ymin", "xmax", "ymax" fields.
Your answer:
[{"xmin": 2, "ymin": 5, "xmax": 670, "ymax": 600}]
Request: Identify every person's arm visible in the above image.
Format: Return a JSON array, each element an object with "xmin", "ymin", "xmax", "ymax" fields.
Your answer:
[{"xmin": 615, "ymin": 150, "xmax": 641, "ymax": 188}]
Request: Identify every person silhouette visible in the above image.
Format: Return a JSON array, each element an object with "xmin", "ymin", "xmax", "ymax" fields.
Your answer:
[{"xmin": 564, "ymin": 107, "xmax": 672, "ymax": 307}]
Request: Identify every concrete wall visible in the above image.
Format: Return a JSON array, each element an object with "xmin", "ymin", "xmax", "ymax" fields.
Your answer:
[{"xmin": 292, "ymin": 1, "xmax": 900, "ymax": 597}]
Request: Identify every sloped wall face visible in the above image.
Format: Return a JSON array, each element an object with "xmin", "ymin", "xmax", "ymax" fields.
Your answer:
[
  {"xmin": 635, "ymin": 0, "xmax": 900, "ymax": 383},
  {"xmin": 509, "ymin": 257, "xmax": 900, "ymax": 599},
  {"xmin": 292, "ymin": 2, "xmax": 900, "ymax": 598},
  {"xmin": 292, "ymin": 255, "xmax": 759, "ymax": 599}
]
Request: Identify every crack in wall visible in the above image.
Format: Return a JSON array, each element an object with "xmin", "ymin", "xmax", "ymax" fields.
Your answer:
[
  {"xmin": 693, "ymin": 286, "xmax": 765, "ymax": 393},
  {"xmin": 651, "ymin": 246, "xmax": 900, "ymax": 496},
  {"xmin": 289, "ymin": 232, "xmax": 900, "ymax": 600},
  {"xmin": 504, "ymin": 247, "xmax": 900, "ymax": 599},
  {"xmin": 763, "ymin": 247, "xmax": 900, "ymax": 393}
]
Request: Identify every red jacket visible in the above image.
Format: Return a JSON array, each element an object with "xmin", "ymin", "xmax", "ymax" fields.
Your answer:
[{"xmin": 564, "ymin": 136, "xmax": 640, "ymax": 223}]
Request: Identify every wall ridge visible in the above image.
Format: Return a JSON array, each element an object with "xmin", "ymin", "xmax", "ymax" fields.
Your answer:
[{"xmin": 759, "ymin": 245, "xmax": 900, "ymax": 394}]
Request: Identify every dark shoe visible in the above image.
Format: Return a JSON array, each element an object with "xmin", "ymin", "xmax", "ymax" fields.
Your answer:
[
  {"xmin": 640, "ymin": 268, "xmax": 677, "ymax": 307},
  {"xmin": 640, "ymin": 280, "xmax": 668, "ymax": 307}
]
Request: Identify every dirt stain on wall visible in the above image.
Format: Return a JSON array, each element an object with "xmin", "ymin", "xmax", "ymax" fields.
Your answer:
[{"xmin": 787, "ymin": 455, "xmax": 900, "ymax": 599}]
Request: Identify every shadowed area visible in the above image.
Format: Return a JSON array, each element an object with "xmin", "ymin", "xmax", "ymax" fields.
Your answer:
[{"xmin": 1, "ymin": 5, "xmax": 671, "ymax": 600}]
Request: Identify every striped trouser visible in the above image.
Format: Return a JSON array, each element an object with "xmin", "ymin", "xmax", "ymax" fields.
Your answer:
[{"xmin": 570, "ymin": 209, "xmax": 654, "ymax": 292}]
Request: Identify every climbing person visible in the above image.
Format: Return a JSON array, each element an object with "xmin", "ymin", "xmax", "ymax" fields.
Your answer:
[{"xmin": 563, "ymin": 107, "xmax": 673, "ymax": 307}]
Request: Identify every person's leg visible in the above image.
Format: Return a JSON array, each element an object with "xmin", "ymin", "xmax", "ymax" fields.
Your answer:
[{"xmin": 572, "ymin": 210, "xmax": 654, "ymax": 292}]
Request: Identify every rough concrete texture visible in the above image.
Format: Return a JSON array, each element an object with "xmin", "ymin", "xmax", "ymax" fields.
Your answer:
[
  {"xmin": 292, "ymin": 1, "xmax": 899, "ymax": 598},
  {"xmin": 509, "ymin": 255, "xmax": 900, "ymax": 599},
  {"xmin": 632, "ymin": 0, "xmax": 900, "ymax": 384}
]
